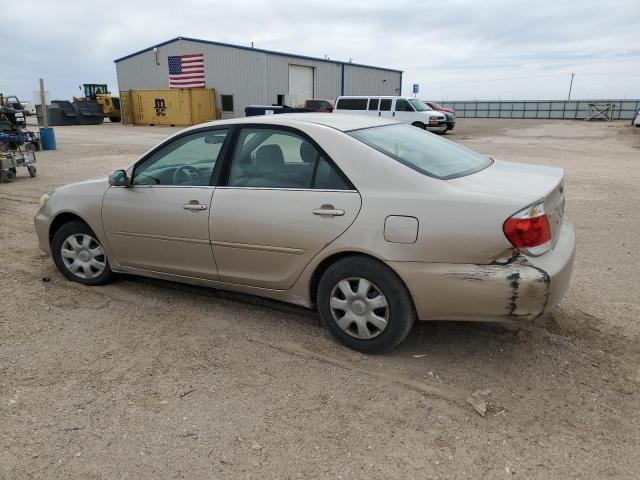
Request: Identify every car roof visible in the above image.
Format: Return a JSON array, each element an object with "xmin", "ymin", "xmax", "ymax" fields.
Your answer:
[{"xmin": 189, "ymin": 113, "xmax": 399, "ymax": 133}]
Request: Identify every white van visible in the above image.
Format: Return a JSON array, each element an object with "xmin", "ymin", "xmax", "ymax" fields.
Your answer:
[{"xmin": 334, "ymin": 96, "xmax": 448, "ymax": 134}]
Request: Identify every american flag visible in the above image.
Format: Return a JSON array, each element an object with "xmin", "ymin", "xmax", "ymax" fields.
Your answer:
[{"xmin": 168, "ymin": 54, "xmax": 205, "ymax": 88}]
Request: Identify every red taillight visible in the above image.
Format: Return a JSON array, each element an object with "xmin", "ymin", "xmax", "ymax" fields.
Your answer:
[{"xmin": 503, "ymin": 202, "xmax": 551, "ymax": 250}]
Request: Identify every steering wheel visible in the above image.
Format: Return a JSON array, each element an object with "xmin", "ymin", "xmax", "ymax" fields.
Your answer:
[{"xmin": 172, "ymin": 165, "xmax": 204, "ymax": 185}]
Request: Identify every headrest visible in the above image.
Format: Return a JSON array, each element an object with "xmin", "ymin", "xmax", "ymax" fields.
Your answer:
[
  {"xmin": 255, "ymin": 144, "xmax": 284, "ymax": 170},
  {"xmin": 299, "ymin": 141, "xmax": 317, "ymax": 163}
]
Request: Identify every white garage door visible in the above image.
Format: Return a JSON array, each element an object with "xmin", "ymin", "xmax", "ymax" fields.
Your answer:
[{"xmin": 288, "ymin": 65, "xmax": 314, "ymax": 106}]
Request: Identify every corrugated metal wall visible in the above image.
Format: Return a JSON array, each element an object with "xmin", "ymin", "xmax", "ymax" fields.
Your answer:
[
  {"xmin": 116, "ymin": 39, "xmax": 401, "ymax": 118},
  {"xmin": 343, "ymin": 64, "xmax": 401, "ymax": 96},
  {"xmin": 441, "ymin": 100, "xmax": 640, "ymax": 120}
]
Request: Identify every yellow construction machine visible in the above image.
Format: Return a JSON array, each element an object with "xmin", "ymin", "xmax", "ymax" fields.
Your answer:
[{"xmin": 75, "ymin": 84, "xmax": 121, "ymax": 123}]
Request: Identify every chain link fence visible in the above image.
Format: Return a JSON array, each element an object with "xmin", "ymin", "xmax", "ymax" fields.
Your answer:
[{"xmin": 440, "ymin": 99, "xmax": 640, "ymax": 120}]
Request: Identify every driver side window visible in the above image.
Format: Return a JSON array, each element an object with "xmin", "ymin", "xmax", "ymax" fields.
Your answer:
[
  {"xmin": 133, "ymin": 129, "xmax": 228, "ymax": 186},
  {"xmin": 395, "ymin": 99, "xmax": 413, "ymax": 112}
]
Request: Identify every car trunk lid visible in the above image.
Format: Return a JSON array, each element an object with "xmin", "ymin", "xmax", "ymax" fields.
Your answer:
[{"xmin": 448, "ymin": 159, "xmax": 566, "ymax": 248}]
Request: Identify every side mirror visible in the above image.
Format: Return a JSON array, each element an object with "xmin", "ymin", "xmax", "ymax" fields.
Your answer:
[{"xmin": 108, "ymin": 169, "xmax": 129, "ymax": 187}]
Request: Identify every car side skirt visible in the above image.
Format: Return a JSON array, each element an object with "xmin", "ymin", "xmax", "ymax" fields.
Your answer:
[{"xmin": 113, "ymin": 265, "xmax": 311, "ymax": 307}]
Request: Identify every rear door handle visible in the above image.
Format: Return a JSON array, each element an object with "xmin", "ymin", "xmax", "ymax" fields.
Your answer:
[
  {"xmin": 183, "ymin": 203, "xmax": 207, "ymax": 211},
  {"xmin": 313, "ymin": 206, "xmax": 345, "ymax": 217}
]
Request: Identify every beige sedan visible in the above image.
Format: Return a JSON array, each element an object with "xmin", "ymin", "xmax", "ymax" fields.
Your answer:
[{"xmin": 35, "ymin": 114, "xmax": 575, "ymax": 352}]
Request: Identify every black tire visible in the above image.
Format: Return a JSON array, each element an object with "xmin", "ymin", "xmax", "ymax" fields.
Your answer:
[
  {"xmin": 28, "ymin": 165, "xmax": 36, "ymax": 177},
  {"xmin": 1, "ymin": 169, "xmax": 16, "ymax": 183},
  {"xmin": 411, "ymin": 122, "xmax": 426, "ymax": 130},
  {"xmin": 109, "ymin": 114, "xmax": 121, "ymax": 123},
  {"xmin": 317, "ymin": 256, "xmax": 416, "ymax": 353},
  {"xmin": 51, "ymin": 220, "xmax": 114, "ymax": 286}
]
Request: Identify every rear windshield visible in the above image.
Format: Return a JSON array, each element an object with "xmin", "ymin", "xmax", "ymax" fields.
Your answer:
[{"xmin": 349, "ymin": 124, "xmax": 492, "ymax": 179}]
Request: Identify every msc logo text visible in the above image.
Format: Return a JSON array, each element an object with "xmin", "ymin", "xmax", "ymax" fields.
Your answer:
[{"xmin": 154, "ymin": 98, "xmax": 167, "ymax": 116}]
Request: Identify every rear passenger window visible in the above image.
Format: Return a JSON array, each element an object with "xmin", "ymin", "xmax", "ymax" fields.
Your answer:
[
  {"xmin": 336, "ymin": 98, "xmax": 368, "ymax": 110},
  {"xmin": 227, "ymin": 128, "xmax": 351, "ymax": 190},
  {"xmin": 379, "ymin": 99, "xmax": 392, "ymax": 111},
  {"xmin": 368, "ymin": 99, "xmax": 380, "ymax": 110},
  {"xmin": 314, "ymin": 157, "xmax": 350, "ymax": 190}
]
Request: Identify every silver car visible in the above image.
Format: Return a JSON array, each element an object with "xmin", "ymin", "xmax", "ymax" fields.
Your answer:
[{"xmin": 35, "ymin": 114, "xmax": 575, "ymax": 352}]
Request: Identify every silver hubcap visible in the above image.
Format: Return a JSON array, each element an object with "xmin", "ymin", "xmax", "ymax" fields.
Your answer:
[
  {"xmin": 61, "ymin": 234, "xmax": 106, "ymax": 279},
  {"xmin": 329, "ymin": 277, "xmax": 389, "ymax": 340}
]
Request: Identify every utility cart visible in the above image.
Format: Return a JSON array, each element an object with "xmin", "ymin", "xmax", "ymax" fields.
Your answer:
[
  {"xmin": 0, "ymin": 107, "xmax": 39, "ymax": 183},
  {"xmin": 1, "ymin": 141, "xmax": 37, "ymax": 182}
]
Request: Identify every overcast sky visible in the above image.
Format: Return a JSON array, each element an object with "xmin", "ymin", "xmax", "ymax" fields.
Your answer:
[{"xmin": 2, "ymin": 0, "xmax": 638, "ymax": 102}]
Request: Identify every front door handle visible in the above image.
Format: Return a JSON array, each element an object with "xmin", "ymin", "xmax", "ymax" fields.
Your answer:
[
  {"xmin": 183, "ymin": 202, "xmax": 207, "ymax": 211},
  {"xmin": 313, "ymin": 205, "xmax": 345, "ymax": 217}
]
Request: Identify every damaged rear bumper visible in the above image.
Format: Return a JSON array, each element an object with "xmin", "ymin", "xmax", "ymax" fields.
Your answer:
[{"xmin": 387, "ymin": 221, "xmax": 576, "ymax": 321}]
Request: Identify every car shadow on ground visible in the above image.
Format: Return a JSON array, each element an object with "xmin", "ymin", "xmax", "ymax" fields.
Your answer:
[{"xmin": 117, "ymin": 273, "xmax": 565, "ymax": 360}]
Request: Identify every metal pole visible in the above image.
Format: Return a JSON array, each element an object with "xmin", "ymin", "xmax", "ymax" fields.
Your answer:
[
  {"xmin": 39, "ymin": 78, "xmax": 49, "ymax": 127},
  {"xmin": 567, "ymin": 73, "xmax": 575, "ymax": 100}
]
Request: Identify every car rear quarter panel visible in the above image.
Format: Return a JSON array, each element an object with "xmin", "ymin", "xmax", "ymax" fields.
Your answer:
[{"xmin": 295, "ymin": 123, "xmax": 520, "ymax": 265}]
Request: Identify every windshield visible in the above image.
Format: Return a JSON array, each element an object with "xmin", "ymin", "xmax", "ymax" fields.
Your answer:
[
  {"xmin": 349, "ymin": 124, "xmax": 492, "ymax": 179},
  {"xmin": 409, "ymin": 99, "xmax": 429, "ymax": 111}
]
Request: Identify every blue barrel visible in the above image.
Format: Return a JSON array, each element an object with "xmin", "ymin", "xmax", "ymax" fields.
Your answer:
[{"xmin": 39, "ymin": 127, "xmax": 57, "ymax": 150}]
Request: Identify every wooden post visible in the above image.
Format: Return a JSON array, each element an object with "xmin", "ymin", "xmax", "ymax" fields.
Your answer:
[{"xmin": 39, "ymin": 78, "xmax": 49, "ymax": 127}]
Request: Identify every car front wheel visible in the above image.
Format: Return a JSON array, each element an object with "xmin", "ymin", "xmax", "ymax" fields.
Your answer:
[
  {"xmin": 317, "ymin": 256, "xmax": 416, "ymax": 352},
  {"xmin": 51, "ymin": 221, "xmax": 114, "ymax": 285}
]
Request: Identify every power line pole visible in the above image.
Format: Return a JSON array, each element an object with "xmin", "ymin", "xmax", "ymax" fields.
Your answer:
[{"xmin": 567, "ymin": 73, "xmax": 575, "ymax": 100}]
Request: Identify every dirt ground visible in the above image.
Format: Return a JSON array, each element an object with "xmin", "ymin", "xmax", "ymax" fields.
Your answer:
[{"xmin": 1, "ymin": 118, "xmax": 639, "ymax": 479}]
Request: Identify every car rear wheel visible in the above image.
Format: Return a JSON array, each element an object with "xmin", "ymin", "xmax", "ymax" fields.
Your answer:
[
  {"xmin": 51, "ymin": 221, "xmax": 114, "ymax": 285},
  {"xmin": 317, "ymin": 256, "xmax": 416, "ymax": 352}
]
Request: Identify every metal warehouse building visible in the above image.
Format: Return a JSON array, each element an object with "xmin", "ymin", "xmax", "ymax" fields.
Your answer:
[{"xmin": 114, "ymin": 36, "xmax": 403, "ymax": 119}]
